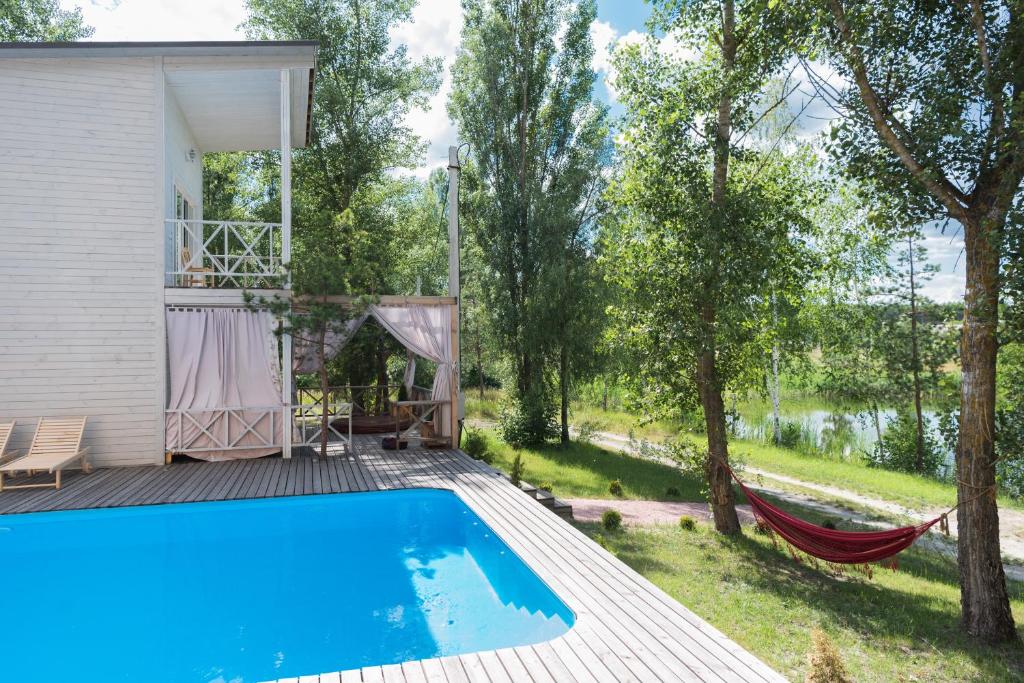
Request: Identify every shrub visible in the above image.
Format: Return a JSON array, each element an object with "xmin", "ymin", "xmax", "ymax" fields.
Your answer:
[
  {"xmin": 537, "ymin": 481, "xmax": 555, "ymax": 494},
  {"xmin": 601, "ymin": 509, "xmax": 622, "ymax": 532},
  {"xmin": 509, "ymin": 452, "xmax": 525, "ymax": 487},
  {"xmin": 498, "ymin": 390, "xmax": 558, "ymax": 447},
  {"xmin": 805, "ymin": 627, "xmax": 850, "ymax": 683},
  {"xmin": 866, "ymin": 411, "xmax": 945, "ymax": 476},
  {"xmin": 608, "ymin": 479, "xmax": 624, "ymax": 497},
  {"xmin": 678, "ymin": 515, "xmax": 696, "ymax": 531},
  {"xmin": 574, "ymin": 418, "xmax": 601, "ymax": 444},
  {"xmin": 665, "ymin": 486, "xmax": 681, "ymax": 497},
  {"xmin": 461, "ymin": 428, "xmax": 491, "ymax": 463}
]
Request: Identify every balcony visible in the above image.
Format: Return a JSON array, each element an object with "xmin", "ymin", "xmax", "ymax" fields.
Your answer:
[{"xmin": 167, "ymin": 219, "xmax": 286, "ymax": 288}]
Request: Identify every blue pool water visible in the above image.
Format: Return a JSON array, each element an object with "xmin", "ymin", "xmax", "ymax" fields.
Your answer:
[{"xmin": 0, "ymin": 489, "xmax": 573, "ymax": 682}]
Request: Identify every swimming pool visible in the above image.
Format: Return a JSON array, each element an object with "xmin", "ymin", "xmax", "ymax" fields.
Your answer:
[{"xmin": 1, "ymin": 489, "xmax": 574, "ymax": 682}]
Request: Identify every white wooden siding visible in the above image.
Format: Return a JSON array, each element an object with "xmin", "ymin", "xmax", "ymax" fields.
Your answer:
[{"xmin": 0, "ymin": 57, "xmax": 162, "ymax": 467}]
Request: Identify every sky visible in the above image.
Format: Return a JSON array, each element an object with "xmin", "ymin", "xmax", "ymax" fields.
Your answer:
[{"xmin": 61, "ymin": 0, "xmax": 965, "ymax": 302}]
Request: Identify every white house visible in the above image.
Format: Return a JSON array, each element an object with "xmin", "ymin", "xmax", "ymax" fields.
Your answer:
[
  {"xmin": 0, "ymin": 41, "xmax": 463, "ymax": 472},
  {"xmin": 0, "ymin": 41, "xmax": 316, "ymax": 467}
]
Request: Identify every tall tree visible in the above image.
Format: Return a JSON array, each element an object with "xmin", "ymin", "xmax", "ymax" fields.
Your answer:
[
  {"xmin": 0, "ymin": 0, "xmax": 92, "ymax": 40},
  {"xmin": 606, "ymin": 0, "xmax": 818, "ymax": 533},
  {"xmin": 801, "ymin": 0, "xmax": 1024, "ymax": 642},
  {"xmin": 243, "ymin": 0, "xmax": 441, "ymax": 291},
  {"xmin": 449, "ymin": 0, "xmax": 610, "ymax": 444}
]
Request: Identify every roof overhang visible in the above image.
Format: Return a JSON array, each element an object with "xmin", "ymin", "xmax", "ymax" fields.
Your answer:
[{"xmin": 0, "ymin": 41, "xmax": 317, "ymax": 151}]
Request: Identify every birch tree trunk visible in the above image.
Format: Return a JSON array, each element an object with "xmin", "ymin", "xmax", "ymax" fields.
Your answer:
[
  {"xmin": 907, "ymin": 235, "xmax": 926, "ymax": 472},
  {"xmin": 699, "ymin": 0, "xmax": 741, "ymax": 535},
  {"xmin": 770, "ymin": 298, "xmax": 782, "ymax": 444}
]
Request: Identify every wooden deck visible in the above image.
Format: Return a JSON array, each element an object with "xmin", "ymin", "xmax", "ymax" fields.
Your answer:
[{"xmin": 0, "ymin": 437, "xmax": 784, "ymax": 683}]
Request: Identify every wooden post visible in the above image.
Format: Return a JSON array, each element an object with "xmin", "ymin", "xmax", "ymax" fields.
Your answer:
[
  {"xmin": 280, "ymin": 68, "xmax": 293, "ymax": 459},
  {"xmin": 447, "ymin": 146, "xmax": 462, "ymax": 445}
]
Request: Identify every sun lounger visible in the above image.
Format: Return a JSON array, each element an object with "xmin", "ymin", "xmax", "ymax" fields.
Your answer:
[
  {"xmin": 0, "ymin": 417, "xmax": 92, "ymax": 491},
  {"xmin": 0, "ymin": 420, "xmax": 16, "ymax": 467}
]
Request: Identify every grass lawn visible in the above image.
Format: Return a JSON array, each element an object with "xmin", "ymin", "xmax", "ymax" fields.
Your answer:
[
  {"xmin": 564, "ymin": 401, "xmax": 1024, "ymax": 513},
  {"xmin": 472, "ymin": 429, "xmax": 710, "ymax": 501},
  {"xmin": 578, "ymin": 519, "xmax": 1024, "ymax": 682},
  {"xmin": 692, "ymin": 434, "xmax": 1024, "ymax": 512}
]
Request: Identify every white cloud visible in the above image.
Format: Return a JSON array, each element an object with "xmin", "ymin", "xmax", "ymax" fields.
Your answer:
[
  {"xmin": 390, "ymin": 0, "xmax": 463, "ymax": 178},
  {"xmin": 67, "ymin": 0, "xmax": 247, "ymax": 41},
  {"xmin": 590, "ymin": 22, "xmax": 696, "ymax": 101},
  {"xmin": 590, "ymin": 19, "xmax": 618, "ymax": 75}
]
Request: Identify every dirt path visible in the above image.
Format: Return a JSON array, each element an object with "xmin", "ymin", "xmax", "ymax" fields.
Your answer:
[{"xmin": 569, "ymin": 498, "xmax": 755, "ymax": 526}]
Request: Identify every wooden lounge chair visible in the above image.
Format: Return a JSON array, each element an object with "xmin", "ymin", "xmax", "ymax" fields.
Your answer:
[
  {"xmin": 0, "ymin": 417, "xmax": 92, "ymax": 492},
  {"xmin": 0, "ymin": 421, "xmax": 17, "ymax": 467}
]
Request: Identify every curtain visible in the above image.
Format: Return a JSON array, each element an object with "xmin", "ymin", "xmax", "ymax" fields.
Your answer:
[
  {"xmin": 292, "ymin": 314, "xmax": 368, "ymax": 374},
  {"xmin": 370, "ymin": 305, "xmax": 454, "ymax": 437},
  {"xmin": 166, "ymin": 308, "xmax": 283, "ymax": 461},
  {"xmin": 402, "ymin": 350, "xmax": 417, "ymax": 397}
]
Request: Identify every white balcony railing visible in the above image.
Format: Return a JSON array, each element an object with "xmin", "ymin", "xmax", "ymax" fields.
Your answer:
[
  {"xmin": 167, "ymin": 219, "xmax": 285, "ymax": 288},
  {"xmin": 165, "ymin": 402, "xmax": 353, "ymax": 457}
]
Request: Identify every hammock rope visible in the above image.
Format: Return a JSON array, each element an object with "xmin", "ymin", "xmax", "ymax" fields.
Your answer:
[{"xmin": 724, "ymin": 466, "xmax": 980, "ymax": 565}]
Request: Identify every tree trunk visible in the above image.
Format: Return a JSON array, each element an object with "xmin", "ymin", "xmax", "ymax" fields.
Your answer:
[
  {"xmin": 871, "ymin": 402, "xmax": 883, "ymax": 445},
  {"xmin": 698, "ymin": 339, "xmax": 741, "ymax": 535},
  {"xmin": 908, "ymin": 235, "xmax": 926, "ymax": 472},
  {"xmin": 476, "ymin": 325, "xmax": 485, "ymax": 400},
  {"xmin": 770, "ymin": 299, "xmax": 782, "ymax": 445},
  {"xmin": 560, "ymin": 343, "xmax": 570, "ymax": 446},
  {"xmin": 317, "ymin": 326, "xmax": 329, "ymax": 460},
  {"xmin": 603, "ymin": 377, "xmax": 608, "ymax": 412},
  {"xmin": 375, "ymin": 337, "xmax": 389, "ymax": 413},
  {"xmin": 698, "ymin": 0, "xmax": 740, "ymax": 536},
  {"xmin": 957, "ymin": 212, "xmax": 1016, "ymax": 643}
]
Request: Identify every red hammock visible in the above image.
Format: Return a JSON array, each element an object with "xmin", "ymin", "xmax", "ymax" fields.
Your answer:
[{"xmin": 727, "ymin": 467, "xmax": 945, "ymax": 565}]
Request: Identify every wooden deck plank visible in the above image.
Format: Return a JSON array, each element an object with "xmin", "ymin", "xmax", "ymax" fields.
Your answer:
[{"xmin": 0, "ymin": 436, "xmax": 782, "ymax": 683}]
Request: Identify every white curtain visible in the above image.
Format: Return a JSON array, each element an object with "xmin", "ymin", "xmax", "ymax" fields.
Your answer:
[
  {"xmin": 402, "ymin": 350, "xmax": 417, "ymax": 397},
  {"xmin": 292, "ymin": 314, "xmax": 368, "ymax": 374},
  {"xmin": 166, "ymin": 308, "xmax": 283, "ymax": 461},
  {"xmin": 370, "ymin": 305, "xmax": 454, "ymax": 437}
]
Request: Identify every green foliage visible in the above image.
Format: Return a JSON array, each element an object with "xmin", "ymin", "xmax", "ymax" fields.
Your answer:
[
  {"xmin": 498, "ymin": 391, "xmax": 558, "ymax": 447},
  {"xmin": 537, "ymin": 481, "xmax": 555, "ymax": 494},
  {"xmin": 996, "ymin": 343, "xmax": 1024, "ymax": 497},
  {"xmin": 865, "ymin": 412, "xmax": 945, "ymax": 477},
  {"xmin": 608, "ymin": 479, "xmax": 624, "ymax": 497},
  {"xmin": 0, "ymin": 0, "xmax": 93, "ymax": 40},
  {"xmin": 601, "ymin": 509, "xmax": 622, "ymax": 532},
  {"xmin": 678, "ymin": 515, "xmax": 696, "ymax": 531},
  {"xmin": 509, "ymin": 452, "xmax": 525, "ymax": 487},
  {"xmin": 666, "ymin": 486, "xmax": 681, "ymax": 498},
  {"xmin": 604, "ymin": 5, "xmax": 822, "ymax": 527},
  {"xmin": 242, "ymin": 0, "xmax": 442, "ymax": 294},
  {"xmin": 450, "ymin": 0, "xmax": 611, "ymax": 443},
  {"xmin": 461, "ymin": 428, "xmax": 492, "ymax": 464}
]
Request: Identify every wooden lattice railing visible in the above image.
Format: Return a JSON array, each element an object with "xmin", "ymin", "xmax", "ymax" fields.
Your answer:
[{"xmin": 167, "ymin": 219, "xmax": 284, "ymax": 288}]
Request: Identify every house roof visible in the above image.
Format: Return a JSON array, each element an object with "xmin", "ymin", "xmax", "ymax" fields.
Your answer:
[{"xmin": 0, "ymin": 41, "xmax": 318, "ymax": 150}]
